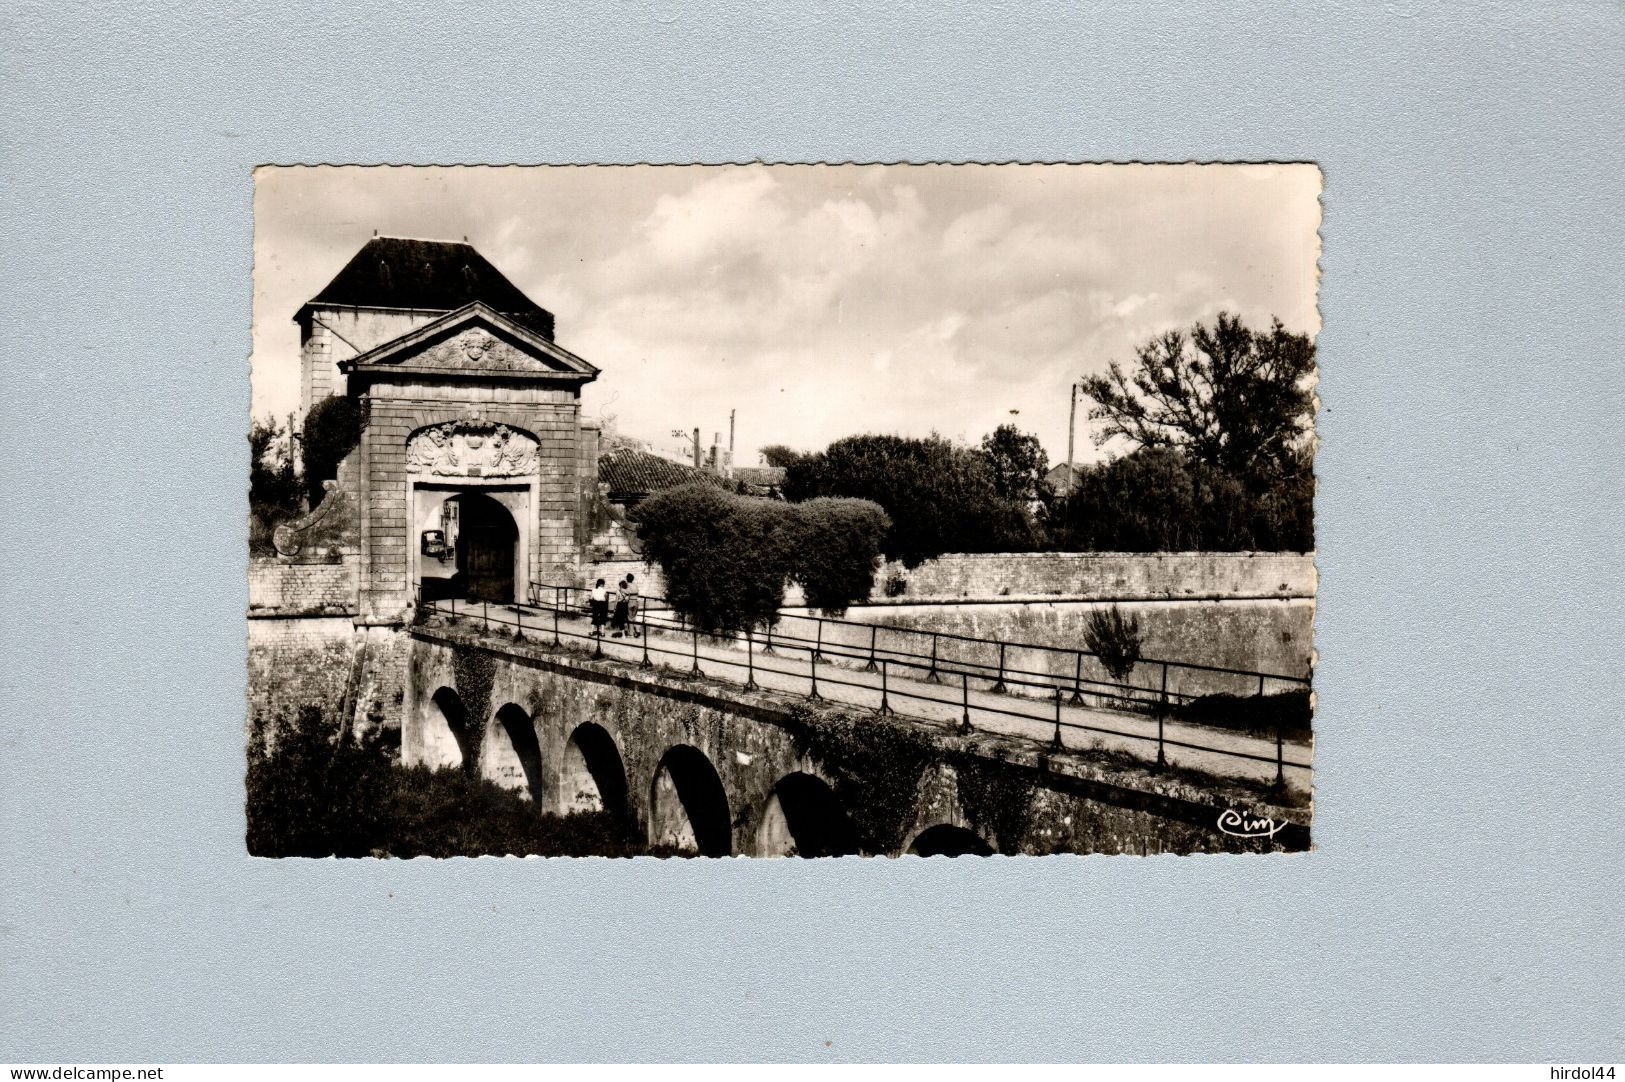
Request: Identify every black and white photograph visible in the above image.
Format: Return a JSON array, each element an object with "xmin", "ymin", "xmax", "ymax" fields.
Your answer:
[
  {"xmin": 8, "ymin": 0, "xmax": 1624, "ymax": 1069},
  {"xmin": 246, "ymin": 163, "xmax": 1321, "ymax": 858}
]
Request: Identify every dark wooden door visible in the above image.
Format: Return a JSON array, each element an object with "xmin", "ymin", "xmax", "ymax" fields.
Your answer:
[{"xmin": 457, "ymin": 493, "xmax": 517, "ymax": 603}]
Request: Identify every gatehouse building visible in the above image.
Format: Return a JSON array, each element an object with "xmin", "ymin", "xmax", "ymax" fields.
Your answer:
[{"xmin": 275, "ymin": 236, "xmax": 602, "ymax": 626}]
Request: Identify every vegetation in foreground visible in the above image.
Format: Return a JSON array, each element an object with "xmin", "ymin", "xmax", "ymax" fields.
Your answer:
[{"xmin": 246, "ymin": 705, "xmax": 647, "ymax": 858}]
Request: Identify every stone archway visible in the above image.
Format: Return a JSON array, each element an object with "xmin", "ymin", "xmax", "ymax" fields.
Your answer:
[
  {"xmin": 561, "ymin": 722, "xmax": 629, "ymax": 822},
  {"xmin": 649, "ymin": 745, "xmax": 732, "ymax": 857},
  {"xmin": 755, "ymin": 772, "xmax": 860, "ymax": 857},
  {"xmin": 414, "ymin": 485, "xmax": 528, "ymax": 606},
  {"xmin": 907, "ymin": 823, "xmax": 994, "ymax": 858},
  {"xmin": 424, "ymin": 687, "xmax": 473, "ymax": 771},
  {"xmin": 485, "ymin": 703, "xmax": 544, "ymax": 801}
]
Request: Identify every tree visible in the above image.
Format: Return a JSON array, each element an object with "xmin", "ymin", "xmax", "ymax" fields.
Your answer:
[
  {"xmin": 1055, "ymin": 446, "xmax": 1258, "ymax": 552},
  {"xmin": 1080, "ymin": 312, "xmax": 1315, "ymax": 486},
  {"xmin": 302, "ymin": 394, "xmax": 362, "ymax": 507},
  {"xmin": 249, "ymin": 416, "xmax": 302, "ymax": 554},
  {"xmin": 978, "ymin": 423, "xmax": 1051, "ymax": 505},
  {"xmin": 783, "ymin": 434, "xmax": 1030, "ymax": 565},
  {"xmin": 759, "ymin": 444, "xmax": 805, "ymax": 469}
]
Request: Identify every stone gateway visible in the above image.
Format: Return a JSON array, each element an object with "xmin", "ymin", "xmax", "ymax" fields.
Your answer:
[{"xmin": 285, "ymin": 235, "xmax": 602, "ymax": 625}]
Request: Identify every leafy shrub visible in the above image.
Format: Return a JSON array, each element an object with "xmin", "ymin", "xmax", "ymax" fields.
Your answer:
[
  {"xmin": 246, "ymin": 704, "xmax": 388, "ymax": 857},
  {"xmin": 633, "ymin": 483, "xmax": 799, "ymax": 632},
  {"xmin": 635, "ymin": 484, "xmax": 889, "ymax": 629},
  {"xmin": 302, "ymin": 394, "xmax": 362, "ymax": 507},
  {"xmin": 791, "ymin": 497, "xmax": 890, "ymax": 616},
  {"xmin": 1174, "ymin": 689, "xmax": 1313, "ymax": 740},
  {"xmin": 1083, "ymin": 605, "xmax": 1143, "ymax": 682}
]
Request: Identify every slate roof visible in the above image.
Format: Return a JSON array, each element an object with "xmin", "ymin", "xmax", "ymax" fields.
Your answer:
[
  {"xmin": 299, "ymin": 237, "xmax": 555, "ymax": 339},
  {"xmin": 598, "ymin": 447, "xmax": 734, "ymax": 503}
]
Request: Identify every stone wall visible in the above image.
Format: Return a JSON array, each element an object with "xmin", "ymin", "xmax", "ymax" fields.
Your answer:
[
  {"xmin": 583, "ymin": 552, "xmax": 1314, "ymax": 609},
  {"xmin": 299, "ymin": 305, "xmax": 443, "ymax": 423},
  {"xmin": 876, "ymin": 551, "xmax": 1315, "ymax": 602},
  {"xmin": 586, "ymin": 558, "xmax": 664, "ymax": 597},
  {"xmin": 818, "ymin": 598, "xmax": 1315, "ymax": 699},
  {"xmin": 246, "ymin": 559, "xmax": 408, "ymax": 735},
  {"xmin": 246, "ymin": 617, "xmax": 408, "ymax": 737},
  {"xmin": 246, "ymin": 616, "xmax": 356, "ymax": 726}
]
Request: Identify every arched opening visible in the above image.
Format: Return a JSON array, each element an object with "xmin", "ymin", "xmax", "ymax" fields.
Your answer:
[
  {"xmin": 755, "ymin": 772, "xmax": 860, "ymax": 857},
  {"xmin": 649, "ymin": 745, "xmax": 732, "ymax": 857},
  {"xmin": 426, "ymin": 687, "xmax": 473, "ymax": 771},
  {"xmin": 451, "ymin": 491, "xmax": 518, "ymax": 604},
  {"xmin": 561, "ymin": 722, "xmax": 628, "ymax": 821},
  {"xmin": 486, "ymin": 703, "xmax": 544, "ymax": 802},
  {"xmin": 907, "ymin": 823, "xmax": 994, "ymax": 858}
]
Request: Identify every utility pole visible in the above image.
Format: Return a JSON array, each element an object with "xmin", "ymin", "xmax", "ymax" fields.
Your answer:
[{"xmin": 1066, "ymin": 381, "xmax": 1079, "ymax": 491}]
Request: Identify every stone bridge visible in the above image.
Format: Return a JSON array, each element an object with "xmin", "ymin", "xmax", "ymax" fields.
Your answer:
[{"xmin": 403, "ymin": 620, "xmax": 1310, "ymax": 857}]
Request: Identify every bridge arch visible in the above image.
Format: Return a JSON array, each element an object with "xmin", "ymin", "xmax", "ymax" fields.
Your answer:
[
  {"xmin": 907, "ymin": 823, "xmax": 994, "ymax": 858},
  {"xmin": 424, "ymin": 686, "xmax": 474, "ymax": 771},
  {"xmin": 754, "ymin": 772, "xmax": 860, "ymax": 857},
  {"xmin": 649, "ymin": 744, "xmax": 732, "ymax": 857},
  {"xmin": 561, "ymin": 722, "xmax": 628, "ymax": 822},
  {"xmin": 485, "ymin": 703, "xmax": 545, "ymax": 802}
]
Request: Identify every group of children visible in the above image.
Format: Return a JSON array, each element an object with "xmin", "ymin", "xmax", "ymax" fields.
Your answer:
[{"xmin": 588, "ymin": 574, "xmax": 641, "ymax": 638}]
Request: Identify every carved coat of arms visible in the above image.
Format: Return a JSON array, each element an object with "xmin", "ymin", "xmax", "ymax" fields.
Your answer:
[{"xmin": 406, "ymin": 422, "xmax": 539, "ymax": 476}]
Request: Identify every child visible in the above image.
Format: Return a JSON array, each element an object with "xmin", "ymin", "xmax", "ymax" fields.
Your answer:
[
  {"xmin": 624, "ymin": 573, "xmax": 641, "ymax": 638},
  {"xmin": 611, "ymin": 577, "xmax": 630, "ymax": 637}
]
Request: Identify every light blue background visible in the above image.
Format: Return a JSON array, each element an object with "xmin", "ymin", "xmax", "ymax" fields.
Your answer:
[{"xmin": 2, "ymin": 0, "xmax": 1621, "ymax": 1063}]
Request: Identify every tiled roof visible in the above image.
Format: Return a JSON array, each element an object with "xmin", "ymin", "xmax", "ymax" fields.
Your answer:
[
  {"xmin": 598, "ymin": 447, "xmax": 733, "ymax": 501},
  {"xmin": 300, "ymin": 237, "xmax": 555, "ymax": 339},
  {"xmin": 733, "ymin": 466, "xmax": 787, "ymax": 487}
]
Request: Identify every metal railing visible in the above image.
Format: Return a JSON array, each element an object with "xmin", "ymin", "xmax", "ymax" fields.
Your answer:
[{"xmin": 412, "ymin": 581, "xmax": 1313, "ymax": 786}]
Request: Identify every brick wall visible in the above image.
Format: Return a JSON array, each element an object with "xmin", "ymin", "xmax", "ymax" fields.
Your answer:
[
  {"xmin": 247, "ymin": 559, "xmax": 358, "ymax": 615},
  {"xmin": 576, "ymin": 424, "xmax": 599, "ymax": 554},
  {"xmin": 832, "ymin": 598, "xmax": 1316, "ymax": 693},
  {"xmin": 348, "ymin": 625, "xmax": 410, "ymax": 736}
]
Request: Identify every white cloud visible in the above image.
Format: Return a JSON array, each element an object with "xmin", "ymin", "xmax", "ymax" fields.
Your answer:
[{"xmin": 252, "ymin": 164, "xmax": 1322, "ymax": 468}]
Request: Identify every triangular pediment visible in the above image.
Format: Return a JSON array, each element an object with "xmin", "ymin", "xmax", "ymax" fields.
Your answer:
[{"xmin": 339, "ymin": 303, "xmax": 598, "ymax": 382}]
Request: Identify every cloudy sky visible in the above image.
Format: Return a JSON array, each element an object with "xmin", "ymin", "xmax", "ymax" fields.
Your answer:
[{"xmin": 252, "ymin": 164, "xmax": 1320, "ymax": 468}]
